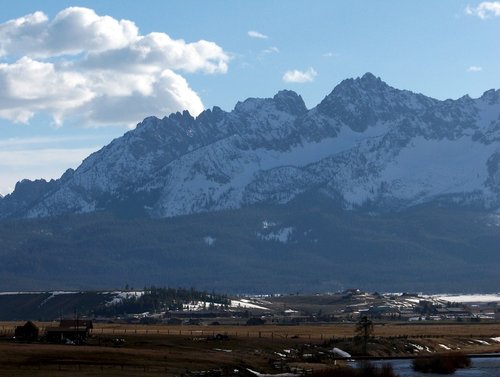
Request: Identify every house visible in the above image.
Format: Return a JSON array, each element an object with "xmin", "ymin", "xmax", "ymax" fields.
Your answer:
[
  {"xmin": 367, "ymin": 305, "xmax": 400, "ymax": 319},
  {"xmin": 14, "ymin": 321, "xmax": 39, "ymax": 341},
  {"xmin": 435, "ymin": 307, "xmax": 471, "ymax": 319},
  {"xmin": 44, "ymin": 319, "xmax": 93, "ymax": 344},
  {"xmin": 45, "ymin": 326, "xmax": 89, "ymax": 344}
]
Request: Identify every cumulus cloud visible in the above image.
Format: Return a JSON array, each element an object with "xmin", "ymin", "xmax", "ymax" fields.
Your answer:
[
  {"xmin": 248, "ymin": 30, "xmax": 268, "ymax": 39},
  {"xmin": 467, "ymin": 65, "xmax": 483, "ymax": 72},
  {"xmin": 282, "ymin": 67, "xmax": 317, "ymax": 83},
  {"xmin": 465, "ymin": 2, "xmax": 500, "ymax": 18},
  {"xmin": 0, "ymin": 8, "xmax": 138, "ymax": 58},
  {"xmin": 0, "ymin": 7, "xmax": 229, "ymax": 127}
]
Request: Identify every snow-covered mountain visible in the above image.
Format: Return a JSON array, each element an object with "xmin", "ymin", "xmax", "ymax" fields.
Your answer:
[{"xmin": 1, "ymin": 73, "xmax": 499, "ymax": 219}]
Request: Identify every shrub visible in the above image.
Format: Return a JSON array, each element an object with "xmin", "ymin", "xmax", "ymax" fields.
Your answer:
[
  {"xmin": 312, "ymin": 363, "xmax": 397, "ymax": 377},
  {"xmin": 412, "ymin": 353, "xmax": 471, "ymax": 374}
]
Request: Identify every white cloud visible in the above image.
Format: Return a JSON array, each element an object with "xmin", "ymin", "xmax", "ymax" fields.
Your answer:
[
  {"xmin": 0, "ymin": 57, "xmax": 94, "ymax": 125},
  {"xmin": 465, "ymin": 2, "xmax": 500, "ymax": 18},
  {"xmin": 248, "ymin": 30, "xmax": 268, "ymax": 39},
  {"xmin": 262, "ymin": 46, "xmax": 279, "ymax": 54},
  {"xmin": 0, "ymin": 7, "xmax": 139, "ymax": 58},
  {"xmin": 79, "ymin": 69, "xmax": 204, "ymax": 126},
  {"xmin": 0, "ymin": 7, "xmax": 230, "ymax": 127},
  {"xmin": 467, "ymin": 65, "xmax": 483, "ymax": 72},
  {"xmin": 282, "ymin": 67, "xmax": 317, "ymax": 83}
]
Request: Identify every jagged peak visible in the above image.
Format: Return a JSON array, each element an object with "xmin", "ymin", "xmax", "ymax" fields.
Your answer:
[
  {"xmin": 195, "ymin": 105, "xmax": 227, "ymax": 124},
  {"xmin": 61, "ymin": 168, "xmax": 75, "ymax": 182},
  {"xmin": 162, "ymin": 110, "xmax": 194, "ymax": 123},
  {"xmin": 332, "ymin": 72, "xmax": 390, "ymax": 95},
  {"xmin": 273, "ymin": 89, "xmax": 299, "ymax": 101},
  {"xmin": 234, "ymin": 90, "xmax": 307, "ymax": 116},
  {"xmin": 136, "ymin": 115, "xmax": 161, "ymax": 129},
  {"xmin": 234, "ymin": 97, "xmax": 263, "ymax": 112},
  {"xmin": 272, "ymin": 90, "xmax": 307, "ymax": 115},
  {"xmin": 15, "ymin": 178, "xmax": 48, "ymax": 189},
  {"xmin": 360, "ymin": 72, "xmax": 383, "ymax": 83},
  {"xmin": 480, "ymin": 88, "xmax": 500, "ymax": 104}
]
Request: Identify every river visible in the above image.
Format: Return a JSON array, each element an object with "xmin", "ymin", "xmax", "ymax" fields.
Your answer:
[{"xmin": 370, "ymin": 356, "xmax": 500, "ymax": 377}]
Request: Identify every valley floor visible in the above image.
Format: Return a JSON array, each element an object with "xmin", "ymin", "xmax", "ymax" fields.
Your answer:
[{"xmin": 1, "ymin": 322, "xmax": 499, "ymax": 376}]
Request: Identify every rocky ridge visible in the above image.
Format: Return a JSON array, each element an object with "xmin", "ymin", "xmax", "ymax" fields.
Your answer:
[{"xmin": 1, "ymin": 73, "xmax": 499, "ymax": 219}]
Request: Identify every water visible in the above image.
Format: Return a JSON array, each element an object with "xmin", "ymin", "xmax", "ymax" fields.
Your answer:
[{"xmin": 370, "ymin": 357, "xmax": 500, "ymax": 377}]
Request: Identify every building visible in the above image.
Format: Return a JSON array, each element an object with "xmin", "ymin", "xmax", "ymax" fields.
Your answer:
[
  {"xmin": 44, "ymin": 319, "xmax": 93, "ymax": 344},
  {"xmin": 14, "ymin": 321, "xmax": 39, "ymax": 341}
]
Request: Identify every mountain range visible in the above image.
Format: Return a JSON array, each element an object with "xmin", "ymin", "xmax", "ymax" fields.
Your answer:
[
  {"xmin": 1, "ymin": 72, "xmax": 499, "ymax": 219},
  {"xmin": 0, "ymin": 73, "xmax": 499, "ymax": 293}
]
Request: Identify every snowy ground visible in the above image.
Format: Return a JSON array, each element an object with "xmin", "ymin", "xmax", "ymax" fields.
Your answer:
[
  {"xmin": 230, "ymin": 299, "xmax": 270, "ymax": 310},
  {"xmin": 429, "ymin": 293, "xmax": 500, "ymax": 303}
]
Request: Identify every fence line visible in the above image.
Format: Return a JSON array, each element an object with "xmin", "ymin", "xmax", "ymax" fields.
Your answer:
[{"xmin": 2, "ymin": 324, "xmax": 496, "ymax": 342}]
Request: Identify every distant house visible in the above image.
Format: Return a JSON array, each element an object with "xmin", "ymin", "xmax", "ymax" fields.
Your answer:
[
  {"xmin": 367, "ymin": 305, "xmax": 399, "ymax": 319},
  {"xmin": 45, "ymin": 326, "xmax": 89, "ymax": 343},
  {"xmin": 435, "ymin": 308, "xmax": 471, "ymax": 319},
  {"xmin": 15, "ymin": 321, "xmax": 39, "ymax": 341},
  {"xmin": 44, "ymin": 319, "xmax": 93, "ymax": 344}
]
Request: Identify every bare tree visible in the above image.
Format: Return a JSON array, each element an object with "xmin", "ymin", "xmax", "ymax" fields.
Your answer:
[{"xmin": 356, "ymin": 316, "xmax": 373, "ymax": 355}]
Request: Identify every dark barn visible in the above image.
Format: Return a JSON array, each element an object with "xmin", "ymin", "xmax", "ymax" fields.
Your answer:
[{"xmin": 14, "ymin": 321, "xmax": 39, "ymax": 341}]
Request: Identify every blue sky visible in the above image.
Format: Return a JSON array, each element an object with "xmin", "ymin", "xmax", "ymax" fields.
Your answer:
[{"xmin": 1, "ymin": 0, "xmax": 500, "ymax": 195}]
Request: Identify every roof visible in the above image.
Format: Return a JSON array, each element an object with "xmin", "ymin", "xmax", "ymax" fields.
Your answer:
[{"xmin": 46, "ymin": 326, "xmax": 89, "ymax": 333}]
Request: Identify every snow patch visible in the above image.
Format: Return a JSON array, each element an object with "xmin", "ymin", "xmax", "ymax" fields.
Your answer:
[
  {"xmin": 409, "ymin": 343, "xmax": 424, "ymax": 351},
  {"xmin": 38, "ymin": 291, "xmax": 75, "ymax": 307},
  {"xmin": 203, "ymin": 236, "xmax": 216, "ymax": 246},
  {"xmin": 230, "ymin": 299, "xmax": 269, "ymax": 310},
  {"xmin": 257, "ymin": 227, "xmax": 294, "ymax": 243},
  {"xmin": 378, "ymin": 136, "xmax": 497, "ymax": 205},
  {"xmin": 431, "ymin": 293, "xmax": 500, "ymax": 303},
  {"xmin": 247, "ymin": 368, "xmax": 299, "ymax": 377},
  {"xmin": 262, "ymin": 220, "xmax": 277, "ymax": 229},
  {"xmin": 106, "ymin": 291, "xmax": 144, "ymax": 306},
  {"xmin": 439, "ymin": 344, "xmax": 452, "ymax": 351},
  {"xmin": 474, "ymin": 339, "xmax": 490, "ymax": 345},
  {"xmin": 183, "ymin": 301, "xmax": 224, "ymax": 311},
  {"xmin": 487, "ymin": 214, "xmax": 500, "ymax": 227}
]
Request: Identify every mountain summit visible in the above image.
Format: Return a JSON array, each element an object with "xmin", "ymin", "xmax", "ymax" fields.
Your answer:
[{"xmin": 1, "ymin": 73, "xmax": 499, "ymax": 219}]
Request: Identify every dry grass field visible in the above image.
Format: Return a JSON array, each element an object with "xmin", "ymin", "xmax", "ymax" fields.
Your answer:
[{"xmin": 1, "ymin": 322, "xmax": 499, "ymax": 376}]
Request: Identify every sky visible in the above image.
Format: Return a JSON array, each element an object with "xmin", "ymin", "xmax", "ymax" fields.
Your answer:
[{"xmin": 1, "ymin": 0, "xmax": 500, "ymax": 196}]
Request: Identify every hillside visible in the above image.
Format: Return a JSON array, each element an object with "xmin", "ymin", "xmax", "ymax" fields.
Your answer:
[{"xmin": 1, "ymin": 195, "xmax": 498, "ymax": 293}]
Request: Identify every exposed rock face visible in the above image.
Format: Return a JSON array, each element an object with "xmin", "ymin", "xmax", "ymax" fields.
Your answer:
[{"xmin": 1, "ymin": 73, "xmax": 499, "ymax": 219}]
